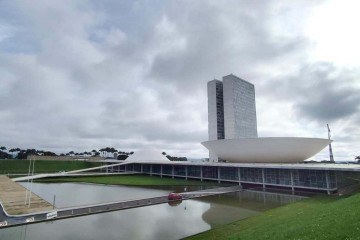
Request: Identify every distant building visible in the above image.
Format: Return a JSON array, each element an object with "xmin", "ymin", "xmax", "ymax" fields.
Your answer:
[{"xmin": 99, "ymin": 151, "xmax": 116, "ymax": 158}]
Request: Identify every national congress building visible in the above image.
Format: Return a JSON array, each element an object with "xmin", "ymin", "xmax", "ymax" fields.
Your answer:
[
  {"xmin": 207, "ymin": 74, "xmax": 257, "ymax": 161},
  {"xmin": 202, "ymin": 74, "xmax": 331, "ymax": 163}
]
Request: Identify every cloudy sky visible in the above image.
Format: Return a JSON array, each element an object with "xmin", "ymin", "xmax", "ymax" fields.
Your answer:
[{"xmin": 0, "ymin": 0, "xmax": 359, "ymax": 160}]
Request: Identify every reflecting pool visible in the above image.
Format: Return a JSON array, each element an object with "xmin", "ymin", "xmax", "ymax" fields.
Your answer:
[{"xmin": 0, "ymin": 182, "xmax": 305, "ymax": 240}]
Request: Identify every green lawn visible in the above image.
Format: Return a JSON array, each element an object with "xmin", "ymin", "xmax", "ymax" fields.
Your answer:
[
  {"xmin": 186, "ymin": 193, "xmax": 360, "ymax": 240},
  {"xmin": 0, "ymin": 160, "xmax": 101, "ymax": 174},
  {"xmin": 36, "ymin": 175, "xmax": 221, "ymax": 186}
]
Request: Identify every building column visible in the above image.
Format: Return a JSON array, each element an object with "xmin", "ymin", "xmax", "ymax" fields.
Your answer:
[
  {"xmin": 290, "ymin": 170, "xmax": 295, "ymax": 192},
  {"xmin": 325, "ymin": 171, "xmax": 331, "ymax": 195},
  {"xmin": 218, "ymin": 167, "xmax": 221, "ymax": 183},
  {"xmin": 185, "ymin": 166, "xmax": 188, "ymax": 180},
  {"xmin": 150, "ymin": 165, "xmax": 153, "ymax": 176},
  {"xmin": 141, "ymin": 164, "xmax": 143, "ymax": 173},
  {"xmin": 238, "ymin": 167, "xmax": 241, "ymax": 186},
  {"xmin": 172, "ymin": 165, "xmax": 174, "ymax": 179},
  {"xmin": 160, "ymin": 165, "xmax": 163, "ymax": 178},
  {"xmin": 200, "ymin": 166, "xmax": 203, "ymax": 182},
  {"xmin": 261, "ymin": 168, "xmax": 265, "ymax": 190}
]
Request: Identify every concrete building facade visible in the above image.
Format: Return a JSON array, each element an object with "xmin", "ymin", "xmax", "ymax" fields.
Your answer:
[
  {"xmin": 223, "ymin": 74, "xmax": 257, "ymax": 139},
  {"xmin": 207, "ymin": 74, "xmax": 257, "ymax": 162},
  {"xmin": 207, "ymin": 80, "xmax": 225, "ymax": 141}
]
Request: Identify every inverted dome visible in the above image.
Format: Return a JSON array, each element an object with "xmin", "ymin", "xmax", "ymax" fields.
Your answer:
[
  {"xmin": 202, "ymin": 137, "xmax": 331, "ymax": 163},
  {"xmin": 125, "ymin": 149, "xmax": 170, "ymax": 163}
]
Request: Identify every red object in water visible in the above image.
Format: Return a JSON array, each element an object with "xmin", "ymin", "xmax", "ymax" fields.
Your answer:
[{"xmin": 168, "ymin": 193, "xmax": 182, "ymax": 201}]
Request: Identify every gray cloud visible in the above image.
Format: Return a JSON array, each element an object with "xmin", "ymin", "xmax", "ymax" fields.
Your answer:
[
  {"xmin": 262, "ymin": 62, "xmax": 360, "ymax": 122},
  {"xmin": 0, "ymin": 0, "xmax": 358, "ymax": 160},
  {"xmin": 147, "ymin": 1, "xmax": 308, "ymax": 92}
]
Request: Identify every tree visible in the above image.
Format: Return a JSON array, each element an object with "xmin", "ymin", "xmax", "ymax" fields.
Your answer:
[
  {"xmin": 117, "ymin": 154, "xmax": 128, "ymax": 160},
  {"xmin": 99, "ymin": 147, "xmax": 118, "ymax": 153},
  {"xmin": 0, "ymin": 150, "xmax": 12, "ymax": 159},
  {"xmin": 43, "ymin": 151, "xmax": 57, "ymax": 157},
  {"xmin": 162, "ymin": 152, "xmax": 167, "ymax": 155},
  {"xmin": 90, "ymin": 150, "xmax": 100, "ymax": 156},
  {"xmin": 9, "ymin": 148, "xmax": 21, "ymax": 152},
  {"xmin": 16, "ymin": 149, "xmax": 37, "ymax": 159},
  {"xmin": 166, "ymin": 154, "xmax": 187, "ymax": 161},
  {"xmin": 0, "ymin": 146, "xmax": 6, "ymax": 151},
  {"xmin": 356, "ymin": 156, "xmax": 360, "ymax": 162}
]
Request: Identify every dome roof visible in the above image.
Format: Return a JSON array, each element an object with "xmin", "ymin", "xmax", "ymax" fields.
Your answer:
[
  {"xmin": 202, "ymin": 137, "xmax": 331, "ymax": 163},
  {"xmin": 125, "ymin": 149, "xmax": 170, "ymax": 163}
]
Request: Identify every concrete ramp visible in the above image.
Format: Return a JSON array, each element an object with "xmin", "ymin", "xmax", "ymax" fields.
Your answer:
[{"xmin": 0, "ymin": 175, "xmax": 53, "ymax": 216}]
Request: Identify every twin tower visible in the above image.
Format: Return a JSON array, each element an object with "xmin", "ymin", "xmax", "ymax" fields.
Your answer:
[{"xmin": 207, "ymin": 74, "xmax": 258, "ymax": 161}]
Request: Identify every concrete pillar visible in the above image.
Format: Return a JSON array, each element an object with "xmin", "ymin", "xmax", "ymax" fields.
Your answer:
[
  {"xmin": 150, "ymin": 165, "xmax": 153, "ymax": 176},
  {"xmin": 238, "ymin": 167, "xmax": 241, "ymax": 186},
  {"xmin": 200, "ymin": 166, "xmax": 203, "ymax": 182},
  {"xmin": 172, "ymin": 165, "xmax": 174, "ymax": 179},
  {"xmin": 290, "ymin": 170, "xmax": 295, "ymax": 192},
  {"xmin": 185, "ymin": 166, "xmax": 188, "ymax": 180},
  {"xmin": 325, "ymin": 170, "xmax": 331, "ymax": 195},
  {"xmin": 261, "ymin": 168, "xmax": 265, "ymax": 190},
  {"xmin": 218, "ymin": 167, "xmax": 221, "ymax": 183},
  {"xmin": 141, "ymin": 164, "xmax": 143, "ymax": 173},
  {"xmin": 160, "ymin": 165, "xmax": 163, "ymax": 178}
]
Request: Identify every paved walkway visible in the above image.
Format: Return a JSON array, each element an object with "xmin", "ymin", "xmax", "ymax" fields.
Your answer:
[
  {"xmin": 0, "ymin": 175, "xmax": 53, "ymax": 215},
  {"xmin": 12, "ymin": 162, "xmax": 129, "ymax": 182},
  {"xmin": 0, "ymin": 185, "xmax": 242, "ymax": 228}
]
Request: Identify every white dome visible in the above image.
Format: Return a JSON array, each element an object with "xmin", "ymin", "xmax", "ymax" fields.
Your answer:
[
  {"xmin": 125, "ymin": 149, "xmax": 170, "ymax": 163},
  {"xmin": 202, "ymin": 137, "xmax": 331, "ymax": 163}
]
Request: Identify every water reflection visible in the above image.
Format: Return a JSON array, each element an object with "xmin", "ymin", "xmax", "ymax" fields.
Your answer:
[
  {"xmin": 168, "ymin": 200, "xmax": 182, "ymax": 207},
  {"xmin": 199, "ymin": 190, "xmax": 306, "ymax": 228},
  {"xmin": 0, "ymin": 183, "xmax": 306, "ymax": 240}
]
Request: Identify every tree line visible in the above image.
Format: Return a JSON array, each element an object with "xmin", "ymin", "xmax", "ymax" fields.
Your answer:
[{"xmin": 0, "ymin": 146, "xmax": 133, "ymax": 160}]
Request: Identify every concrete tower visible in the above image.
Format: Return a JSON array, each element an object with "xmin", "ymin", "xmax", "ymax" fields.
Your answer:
[
  {"xmin": 207, "ymin": 74, "xmax": 257, "ymax": 162},
  {"xmin": 223, "ymin": 74, "xmax": 257, "ymax": 139},
  {"xmin": 207, "ymin": 80, "xmax": 225, "ymax": 141}
]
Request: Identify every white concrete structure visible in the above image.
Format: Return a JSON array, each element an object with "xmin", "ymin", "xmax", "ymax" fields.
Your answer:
[
  {"xmin": 207, "ymin": 80, "xmax": 225, "ymax": 141},
  {"xmin": 202, "ymin": 137, "xmax": 331, "ymax": 163},
  {"xmin": 207, "ymin": 75, "xmax": 258, "ymax": 162},
  {"xmin": 125, "ymin": 150, "xmax": 170, "ymax": 163},
  {"xmin": 205, "ymin": 74, "xmax": 332, "ymax": 163},
  {"xmin": 223, "ymin": 74, "xmax": 257, "ymax": 139},
  {"xmin": 207, "ymin": 75, "xmax": 257, "ymax": 141},
  {"xmin": 99, "ymin": 151, "xmax": 116, "ymax": 158}
]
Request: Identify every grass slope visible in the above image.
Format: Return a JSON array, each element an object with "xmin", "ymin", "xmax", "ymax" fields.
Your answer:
[
  {"xmin": 36, "ymin": 175, "xmax": 219, "ymax": 186},
  {"xmin": 186, "ymin": 193, "xmax": 360, "ymax": 240},
  {"xmin": 0, "ymin": 160, "xmax": 101, "ymax": 174}
]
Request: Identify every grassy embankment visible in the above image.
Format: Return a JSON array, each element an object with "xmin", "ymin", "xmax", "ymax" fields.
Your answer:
[
  {"xmin": 36, "ymin": 175, "xmax": 220, "ymax": 186},
  {"xmin": 0, "ymin": 159, "xmax": 219, "ymax": 186},
  {"xmin": 186, "ymin": 192, "xmax": 360, "ymax": 240},
  {"xmin": 0, "ymin": 159, "xmax": 101, "ymax": 174}
]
